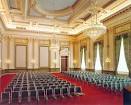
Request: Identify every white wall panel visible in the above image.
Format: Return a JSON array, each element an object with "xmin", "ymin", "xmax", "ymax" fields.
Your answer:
[
  {"xmin": 16, "ymin": 46, "xmax": 27, "ymax": 68},
  {"xmin": 39, "ymin": 46, "xmax": 49, "ymax": 67}
]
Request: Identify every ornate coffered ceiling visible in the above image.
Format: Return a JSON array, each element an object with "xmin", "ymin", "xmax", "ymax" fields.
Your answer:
[{"xmin": 0, "ymin": 0, "xmax": 131, "ymax": 35}]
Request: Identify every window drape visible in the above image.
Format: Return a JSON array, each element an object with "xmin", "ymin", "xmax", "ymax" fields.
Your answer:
[
  {"xmin": 115, "ymin": 36, "xmax": 121, "ymax": 70},
  {"xmin": 94, "ymin": 43, "xmax": 97, "ymax": 67},
  {"xmin": 95, "ymin": 43, "xmax": 102, "ymax": 72},
  {"xmin": 80, "ymin": 47, "xmax": 86, "ymax": 71},
  {"xmin": 99, "ymin": 42, "xmax": 103, "ymax": 69},
  {"xmin": 123, "ymin": 33, "xmax": 131, "ymax": 77},
  {"xmin": 117, "ymin": 36, "xmax": 129, "ymax": 74}
]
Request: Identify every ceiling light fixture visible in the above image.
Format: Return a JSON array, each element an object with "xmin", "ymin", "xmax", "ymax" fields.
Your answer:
[
  {"xmin": 50, "ymin": 18, "xmax": 60, "ymax": 51},
  {"xmin": 84, "ymin": 0, "xmax": 107, "ymax": 41}
]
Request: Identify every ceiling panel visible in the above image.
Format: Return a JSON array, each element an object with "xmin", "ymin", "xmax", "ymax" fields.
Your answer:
[{"xmin": 37, "ymin": 0, "xmax": 77, "ymax": 11}]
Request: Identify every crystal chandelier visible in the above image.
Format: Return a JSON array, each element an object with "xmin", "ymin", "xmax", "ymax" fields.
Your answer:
[
  {"xmin": 85, "ymin": 22, "xmax": 106, "ymax": 40},
  {"xmin": 105, "ymin": 57, "xmax": 111, "ymax": 63},
  {"xmin": 50, "ymin": 23, "xmax": 59, "ymax": 51},
  {"xmin": 50, "ymin": 36, "xmax": 59, "ymax": 51},
  {"xmin": 84, "ymin": 0, "xmax": 107, "ymax": 41}
]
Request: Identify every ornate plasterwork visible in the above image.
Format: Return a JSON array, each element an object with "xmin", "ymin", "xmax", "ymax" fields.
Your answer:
[
  {"xmin": 33, "ymin": 0, "xmax": 78, "ymax": 16},
  {"xmin": 0, "ymin": 0, "xmax": 131, "ymax": 35}
]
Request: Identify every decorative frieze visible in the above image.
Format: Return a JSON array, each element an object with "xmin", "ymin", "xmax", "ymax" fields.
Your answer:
[
  {"xmin": 15, "ymin": 38, "xmax": 28, "ymax": 45},
  {"xmin": 60, "ymin": 41, "xmax": 70, "ymax": 48},
  {"xmin": 115, "ymin": 23, "xmax": 131, "ymax": 34},
  {"xmin": 39, "ymin": 40, "xmax": 50, "ymax": 46}
]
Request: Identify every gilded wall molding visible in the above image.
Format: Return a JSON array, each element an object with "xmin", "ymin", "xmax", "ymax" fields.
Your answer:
[
  {"xmin": 15, "ymin": 38, "xmax": 28, "ymax": 45},
  {"xmin": 114, "ymin": 22, "xmax": 131, "ymax": 35},
  {"xmin": 39, "ymin": 40, "xmax": 50, "ymax": 46}
]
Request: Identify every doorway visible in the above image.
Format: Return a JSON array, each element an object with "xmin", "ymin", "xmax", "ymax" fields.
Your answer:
[{"xmin": 61, "ymin": 56, "xmax": 68, "ymax": 72}]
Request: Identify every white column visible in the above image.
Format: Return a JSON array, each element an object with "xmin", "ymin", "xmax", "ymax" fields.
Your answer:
[
  {"xmin": 50, "ymin": 41, "xmax": 60, "ymax": 69},
  {"xmin": 28, "ymin": 39, "xmax": 33, "ymax": 69},
  {"xmin": 2, "ymin": 37, "xmax": 8, "ymax": 69},
  {"xmin": 9, "ymin": 38, "xmax": 15, "ymax": 69},
  {"xmin": 50, "ymin": 50, "xmax": 53, "ymax": 68},
  {"xmin": 90, "ymin": 39, "xmax": 94, "ymax": 69},
  {"xmin": 51, "ymin": 49, "xmax": 60, "ymax": 69},
  {"xmin": 87, "ymin": 39, "xmax": 89, "ymax": 68},
  {"xmin": 34, "ymin": 40, "xmax": 39, "ymax": 68},
  {"xmin": 109, "ymin": 28, "xmax": 115, "ymax": 71},
  {"xmin": 77, "ymin": 41, "xmax": 81, "ymax": 68},
  {"xmin": 56, "ymin": 50, "xmax": 60, "ymax": 68},
  {"xmin": 69, "ymin": 42, "xmax": 73, "ymax": 69}
]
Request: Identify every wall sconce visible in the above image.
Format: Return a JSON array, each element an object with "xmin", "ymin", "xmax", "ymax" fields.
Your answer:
[
  {"xmin": 53, "ymin": 59, "xmax": 57, "ymax": 69},
  {"xmin": 73, "ymin": 60, "xmax": 77, "ymax": 65},
  {"xmin": 5, "ymin": 59, "xmax": 11, "ymax": 64},
  {"xmin": 31, "ymin": 59, "xmax": 36, "ymax": 64},
  {"xmin": 5, "ymin": 59, "xmax": 11, "ymax": 69},
  {"xmin": 105, "ymin": 57, "xmax": 111, "ymax": 63},
  {"xmin": 87, "ymin": 59, "xmax": 91, "ymax": 63},
  {"xmin": 53, "ymin": 59, "xmax": 57, "ymax": 64},
  {"xmin": 31, "ymin": 59, "xmax": 36, "ymax": 69},
  {"xmin": 73, "ymin": 60, "xmax": 77, "ymax": 68}
]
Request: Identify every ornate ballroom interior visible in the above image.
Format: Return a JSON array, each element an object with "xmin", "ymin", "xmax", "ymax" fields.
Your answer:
[{"xmin": 0, "ymin": 0, "xmax": 131, "ymax": 105}]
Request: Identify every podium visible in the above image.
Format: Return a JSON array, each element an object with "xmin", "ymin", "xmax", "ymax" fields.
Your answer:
[{"xmin": 123, "ymin": 86, "xmax": 131, "ymax": 105}]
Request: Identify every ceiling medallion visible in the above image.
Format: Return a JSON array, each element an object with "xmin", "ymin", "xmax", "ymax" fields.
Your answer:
[
  {"xmin": 34, "ymin": 0, "xmax": 78, "ymax": 16},
  {"xmin": 84, "ymin": 0, "xmax": 107, "ymax": 41}
]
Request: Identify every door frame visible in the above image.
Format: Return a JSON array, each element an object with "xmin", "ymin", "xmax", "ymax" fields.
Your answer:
[{"xmin": 60, "ymin": 56, "xmax": 68, "ymax": 72}]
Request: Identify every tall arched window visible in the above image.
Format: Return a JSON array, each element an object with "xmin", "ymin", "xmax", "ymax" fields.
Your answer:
[
  {"xmin": 95, "ymin": 43, "xmax": 102, "ymax": 72},
  {"xmin": 117, "ymin": 37, "xmax": 129, "ymax": 74}
]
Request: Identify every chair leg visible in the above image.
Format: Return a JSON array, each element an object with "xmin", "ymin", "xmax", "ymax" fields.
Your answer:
[{"xmin": 45, "ymin": 96, "xmax": 48, "ymax": 101}]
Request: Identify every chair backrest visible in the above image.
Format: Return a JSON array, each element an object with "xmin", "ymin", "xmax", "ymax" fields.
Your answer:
[
  {"xmin": 22, "ymin": 87, "xmax": 27, "ymax": 91},
  {"xmin": 38, "ymin": 90, "xmax": 45, "ymax": 96},
  {"xmin": 12, "ymin": 91, "xmax": 19, "ymax": 99},
  {"xmin": 55, "ymin": 88, "xmax": 61, "ymax": 95},
  {"xmin": 46, "ymin": 89, "xmax": 53, "ymax": 96},
  {"xmin": 70, "ymin": 87, "xmax": 75, "ymax": 93},
  {"xmin": 37, "ymin": 86, "xmax": 42, "ymax": 90},
  {"xmin": 62, "ymin": 87, "xmax": 68, "ymax": 94},
  {"xmin": 21, "ymin": 90, "xmax": 28, "ymax": 98},
  {"xmin": 14, "ymin": 87, "xmax": 20, "ymax": 91},
  {"xmin": 30, "ymin": 90, "xmax": 36, "ymax": 97},
  {"xmin": 29, "ymin": 86, "xmax": 35, "ymax": 90},
  {"xmin": 4, "ymin": 88, "xmax": 12, "ymax": 93},
  {"xmin": 1, "ymin": 92, "xmax": 10, "ymax": 103},
  {"xmin": 75, "ymin": 87, "xmax": 82, "ymax": 93}
]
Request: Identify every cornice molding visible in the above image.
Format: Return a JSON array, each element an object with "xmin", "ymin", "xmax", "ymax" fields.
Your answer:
[{"xmin": 2, "ymin": 30, "xmax": 75, "ymax": 41}]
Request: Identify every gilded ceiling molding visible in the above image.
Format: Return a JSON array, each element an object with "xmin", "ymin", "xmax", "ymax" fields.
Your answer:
[
  {"xmin": 60, "ymin": 41, "xmax": 70, "ymax": 48},
  {"xmin": 114, "ymin": 22, "xmax": 131, "ymax": 35},
  {"xmin": 103, "ymin": 6, "xmax": 131, "ymax": 23},
  {"xmin": 5, "ymin": 30, "xmax": 74, "ymax": 41}
]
